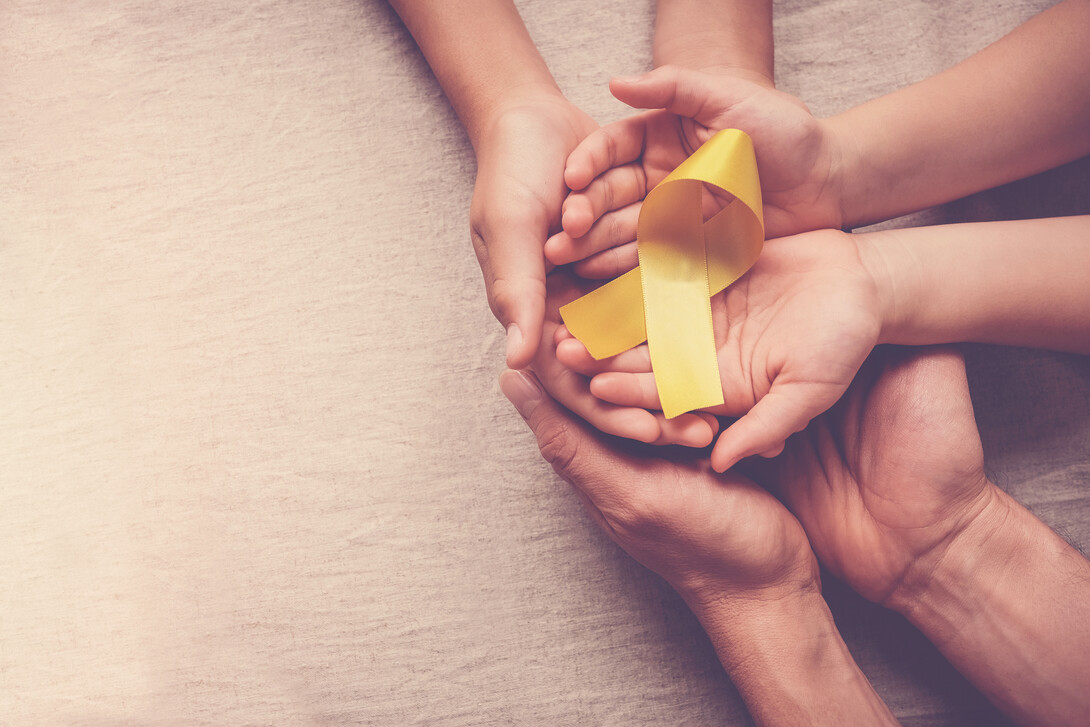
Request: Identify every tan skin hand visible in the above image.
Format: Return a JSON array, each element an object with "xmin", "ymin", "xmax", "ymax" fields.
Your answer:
[
  {"xmin": 500, "ymin": 367, "xmax": 819, "ymax": 607},
  {"xmin": 772, "ymin": 346, "xmax": 993, "ymax": 606}
]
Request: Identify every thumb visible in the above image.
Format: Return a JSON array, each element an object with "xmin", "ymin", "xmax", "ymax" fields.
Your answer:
[
  {"xmin": 711, "ymin": 386, "xmax": 824, "ymax": 472},
  {"xmin": 500, "ymin": 369, "xmax": 620, "ymax": 499},
  {"xmin": 609, "ymin": 65, "xmax": 740, "ymax": 126}
]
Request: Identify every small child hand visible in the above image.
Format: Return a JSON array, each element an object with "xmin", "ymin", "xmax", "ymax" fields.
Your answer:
[
  {"xmin": 531, "ymin": 268, "xmax": 721, "ymax": 449},
  {"xmin": 544, "ymin": 66, "xmax": 846, "ymax": 280},
  {"xmin": 556, "ymin": 230, "xmax": 883, "ymax": 471}
]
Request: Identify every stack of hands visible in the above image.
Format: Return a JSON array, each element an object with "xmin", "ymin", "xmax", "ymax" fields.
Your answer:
[{"xmin": 393, "ymin": 1, "xmax": 1090, "ymax": 724}]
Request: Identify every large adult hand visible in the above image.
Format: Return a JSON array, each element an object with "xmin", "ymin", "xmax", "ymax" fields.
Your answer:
[
  {"xmin": 772, "ymin": 346, "xmax": 993, "ymax": 607},
  {"xmin": 470, "ymin": 93, "xmax": 597, "ymax": 368},
  {"xmin": 545, "ymin": 66, "xmax": 845, "ymax": 278},
  {"xmin": 499, "ymin": 369, "xmax": 902, "ymax": 726},
  {"xmin": 499, "ymin": 368, "xmax": 817, "ymax": 607}
]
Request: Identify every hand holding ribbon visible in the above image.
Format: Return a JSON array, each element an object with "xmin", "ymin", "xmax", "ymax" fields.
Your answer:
[
  {"xmin": 560, "ymin": 129, "xmax": 765, "ymax": 419},
  {"xmin": 557, "ymin": 228, "xmax": 883, "ymax": 472}
]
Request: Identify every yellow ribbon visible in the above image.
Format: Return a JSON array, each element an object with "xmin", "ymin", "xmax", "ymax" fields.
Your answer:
[{"xmin": 559, "ymin": 129, "xmax": 764, "ymax": 418}]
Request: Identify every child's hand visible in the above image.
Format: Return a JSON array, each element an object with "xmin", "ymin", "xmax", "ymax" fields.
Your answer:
[
  {"xmin": 530, "ymin": 267, "xmax": 721, "ymax": 449},
  {"xmin": 544, "ymin": 66, "xmax": 845, "ymax": 279},
  {"xmin": 556, "ymin": 230, "xmax": 882, "ymax": 471}
]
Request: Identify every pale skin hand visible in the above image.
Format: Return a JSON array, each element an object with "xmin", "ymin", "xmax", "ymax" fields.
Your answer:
[
  {"xmin": 470, "ymin": 93, "xmax": 598, "ymax": 364},
  {"xmin": 389, "ymin": 0, "xmax": 596, "ymax": 369},
  {"xmin": 545, "ymin": 66, "xmax": 844, "ymax": 278},
  {"xmin": 499, "ymin": 368, "xmax": 899, "ymax": 726},
  {"xmin": 532, "ymin": 268, "xmax": 719, "ymax": 448},
  {"xmin": 557, "ymin": 229, "xmax": 881, "ymax": 471}
]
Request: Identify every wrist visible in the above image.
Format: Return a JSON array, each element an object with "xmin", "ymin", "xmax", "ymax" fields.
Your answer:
[
  {"xmin": 854, "ymin": 229, "xmax": 922, "ymax": 346},
  {"xmin": 467, "ymin": 82, "xmax": 567, "ymax": 152},
  {"xmin": 889, "ymin": 485, "xmax": 1090, "ymax": 725},
  {"xmin": 691, "ymin": 588, "xmax": 898, "ymax": 726},
  {"xmin": 885, "ymin": 481, "xmax": 1016, "ymax": 622},
  {"xmin": 822, "ymin": 113, "xmax": 874, "ymax": 230}
]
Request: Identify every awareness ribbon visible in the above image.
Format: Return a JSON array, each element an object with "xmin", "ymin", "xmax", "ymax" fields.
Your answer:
[{"xmin": 559, "ymin": 129, "xmax": 764, "ymax": 419}]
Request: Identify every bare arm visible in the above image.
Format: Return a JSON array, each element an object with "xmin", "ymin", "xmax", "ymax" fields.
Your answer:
[
  {"xmin": 863, "ymin": 215, "xmax": 1090, "ymax": 355},
  {"xmin": 692, "ymin": 592, "xmax": 900, "ymax": 727},
  {"xmin": 830, "ymin": 0, "xmax": 1090, "ymax": 227},
  {"xmin": 654, "ymin": 0, "xmax": 774, "ymax": 86},
  {"xmin": 388, "ymin": 0, "xmax": 559, "ymax": 149},
  {"xmin": 891, "ymin": 486, "xmax": 1090, "ymax": 727},
  {"xmin": 388, "ymin": 1, "xmax": 597, "ymax": 370}
]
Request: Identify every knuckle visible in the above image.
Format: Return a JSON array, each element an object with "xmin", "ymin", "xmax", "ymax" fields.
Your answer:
[{"xmin": 536, "ymin": 418, "xmax": 581, "ymax": 475}]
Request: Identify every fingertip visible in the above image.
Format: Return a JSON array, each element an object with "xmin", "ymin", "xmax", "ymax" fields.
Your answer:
[
  {"xmin": 564, "ymin": 157, "xmax": 591, "ymax": 192},
  {"xmin": 710, "ymin": 437, "xmax": 737, "ymax": 473},
  {"xmin": 504, "ymin": 322, "xmax": 538, "ymax": 370},
  {"xmin": 678, "ymin": 416, "xmax": 715, "ymax": 448},
  {"xmin": 696, "ymin": 412, "xmax": 721, "ymax": 439},
  {"xmin": 555, "ymin": 324, "xmax": 574, "ymax": 343},
  {"xmin": 555, "ymin": 337, "xmax": 590, "ymax": 369},
  {"xmin": 543, "ymin": 231, "xmax": 570, "ymax": 266},
  {"xmin": 631, "ymin": 409, "xmax": 664, "ymax": 444},
  {"xmin": 499, "ymin": 368, "xmax": 544, "ymax": 420},
  {"xmin": 561, "ymin": 197, "xmax": 593, "ymax": 238}
]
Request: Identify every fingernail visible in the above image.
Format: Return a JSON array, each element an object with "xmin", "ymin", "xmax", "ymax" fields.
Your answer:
[
  {"xmin": 505, "ymin": 323, "xmax": 523, "ymax": 365},
  {"xmin": 613, "ymin": 74, "xmax": 643, "ymax": 84},
  {"xmin": 500, "ymin": 370, "xmax": 542, "ymax": 419}
]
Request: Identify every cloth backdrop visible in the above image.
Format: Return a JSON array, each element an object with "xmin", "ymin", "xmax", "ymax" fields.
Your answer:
[{"xmin": 2, "ymin": 1, "xmax": 1088, "ymax": 724}]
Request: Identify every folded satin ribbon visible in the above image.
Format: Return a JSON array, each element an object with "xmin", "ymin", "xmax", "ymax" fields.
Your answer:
[{"xmin": 559, "ymin": 129, "xmax": 764, "ymax": 418}]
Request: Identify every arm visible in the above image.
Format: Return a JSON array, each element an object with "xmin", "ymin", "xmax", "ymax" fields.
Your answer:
[
  {"xmin": 500, "ymin": 368, "xmax": 899, "ymax": 726},
  {"xmin": 389, "ymin": 1, "xmax": 597, "ymax": 369},
  {"xmin": 831, "ymin": 0, "xmax": 1090, "ymax": 227},
  {"xmin": 863, "ymin": 215, "xmax": 1090, "ymax": 355},
  {"xmin": 890, "ymin": 486, "xmax": 1090, "ymax": 727},
  {"xmin": 772, "ymin": 345, "xmax": 1090, "ymax": 726},
  {"xmin": 692, "ymin": 592, "xmax": 899, "ymax": 727},
  {"xmin": 388, "ymin": 0, "xmax": 558, "ymax": 150},
  {"xmin": 654, "ymin": 0, "xmax": 774, "ymax": 86}
]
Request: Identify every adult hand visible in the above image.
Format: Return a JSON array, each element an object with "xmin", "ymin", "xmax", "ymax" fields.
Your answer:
[
  {"xmin": 546, "ymin": 66, "xmax": 845, "ymax": 278},
  {"xmin": 499, "ymin": 368, "xmax": 817, "ymax": 607},
  {"xmin": 772, "ymin": 345, "xmax": 993, "ymax": 607},
  {"xmin": 470, "ymin": 93, "xmax": 598, "ymax": 368},
  {"xmin": 500, "ymin": 369, "xmax": 901, "ymax": 726}
]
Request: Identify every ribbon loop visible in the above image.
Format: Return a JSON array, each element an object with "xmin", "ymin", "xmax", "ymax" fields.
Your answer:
[{"xmin": 560, "ymin": 129, "xmax": 764, "ymax": 418}]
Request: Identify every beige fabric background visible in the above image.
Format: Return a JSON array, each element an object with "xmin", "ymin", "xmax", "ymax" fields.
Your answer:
[{"xmin": 2, "ymin": 1, "xmax": 1088, "ymax": 725}]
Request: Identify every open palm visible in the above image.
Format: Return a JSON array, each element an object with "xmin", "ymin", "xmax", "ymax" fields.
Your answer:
[{"xmin": 558, "ymin": 230, "xmax": 882, "ymax": 471}]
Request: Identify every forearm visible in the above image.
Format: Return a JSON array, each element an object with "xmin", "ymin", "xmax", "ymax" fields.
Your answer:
[
  {"xmin": 688, "ymin": 591, "xmax": 900, "ymax": 726},
  {"xmin": 654, "ymin": 0, "xmax": 774, "ymax": 86},
  {"xmin": 860, "ymin": 216, "xmax": 1090, "ymax": 355},
  {"xmin": 829, "ymin": 0, "xmax": 1090, "ymax": 227},
  {"xmin": 891, "ymin": 485, "xmax": 1090, "ymax": 727},
  {"xmin": 389, "ymin": 0, "xmax": 561, "ymax": 149}
]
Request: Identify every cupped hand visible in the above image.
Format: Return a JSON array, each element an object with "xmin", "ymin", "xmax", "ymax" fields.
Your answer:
[
  {"xmin": 557, "ymin": 229, "xmax": 882, "ymax": 471},
  {"xmin": 772, "ymin": 345, "xmax": 994, "ymax": 607},
  {"xmin": 470, "ymin": 93, "xmax": 598, "ymax": 368},
  {"xmin": 545, "ymin": 65, "xmax": 845, "ymax": 279},
  {"xmin": 531, "ymin": 267, "xmax": 719, "ymax": 448},
  {"xmin": 499, "ymin": 368, "xmax": 819, "ymax": 608}
]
